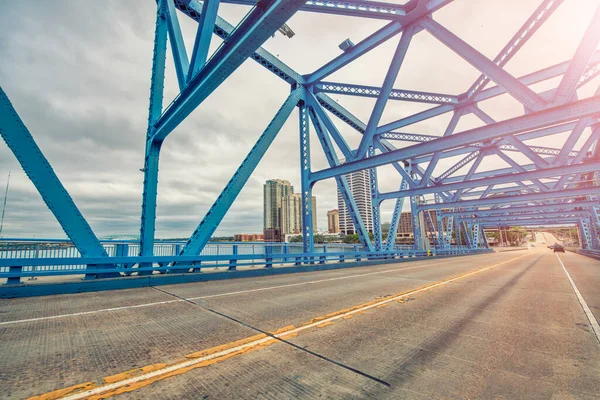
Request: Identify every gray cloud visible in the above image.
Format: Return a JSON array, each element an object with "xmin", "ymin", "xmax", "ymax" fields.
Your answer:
[{"xmin": 0, "ymin": 0, "xmax": 597, "ymax": 239}]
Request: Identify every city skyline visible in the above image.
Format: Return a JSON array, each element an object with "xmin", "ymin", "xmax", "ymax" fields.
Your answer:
[{"xmin": 263, "ymin": 178, "xmax": 317, "ymax": 240}]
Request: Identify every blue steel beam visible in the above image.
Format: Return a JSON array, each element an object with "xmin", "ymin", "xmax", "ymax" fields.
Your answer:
[
  {"xmin": 451, "ymin": 149, "xmax": 485, "ymax": 201},
  {"xmin": 420, "ymin": 17, "xmax": 547, "ymax": 112},
  {"xmin": 218, "ymin": 0, "xmax": 409, "ymax": 20},
  {"xmin": 305, "ymin": 0, "xmax": 454, "ymax": 84},
  {"xmin": 307, "ymin": 98, "xmax": 373, "ymax": 250},
  {"xmin": 179, "ymin": 89, "xmax": 302, "ymax": 256},
  {"xmin": 418, "ymin": 187, "xmax": 600, "ymax": 211},
  {"xmin": 299, "ymin": 103, "xmax": 314, "ymax": 253},
  {"xmin": 552, "ymin": 4, "xmax": 600, "ymax": 105},
  {"xmin": 384, "ymin": 177, "xmax": 408, "ymax": 251},
  {"xmin": 152, "ymin": 0, "xmax": 306, "ymax": 143},
  {"xmin": 419, "ymin": 109, "xmax": 463, "ymax": 186},
  {"xmin": 0, "ymin": 88, "xmax": 115, "ymax": 273},
  {"xmin": 436, "ymin": 151, "xmax": 479, "ymax": 183},
  {"xmin": 466, "ymin": 0, "xmax": 564, "ymax": 99},
  {"xmin": 376, "ymin": 51, "xmax": 600, "ymax": 135},
  {"xmin": 311, "ymin": 96, "xmax": 600, "ymax": 182},
  {"xmin": 369, "ymin": 147, "xmax": 383, "ymax": 251},
  {"xmin": 469, "ymin": 106, "xmax": 550, "ymax": 169},
  {"xmin": 492, "ymin": 148, "xmax": 550, "ymax": 193},
  {"xmin": 441, "ymin": 201, "xmax": 600, "ymax": 218},
  {"xmin": 473, "ymin": 217, "xmax": 584, "ymax": 226},
  {"xmin": 175, "ymin": 1, "xmax": 302, "ymax": 85},
  {"xmin": 380, "ymin": 129, "xmax": 578, "ymax": 159},
  {"xmin": 315, "ymin": 93, "xmax": 418, "ymax": 187},
  {"xmin": 164, "ymin": 0, "xmax": 190, "ymax": 89},
  {"xmin": 308, "ymin": 94, "xmax": 354, "ymax": 160},
  {"xmin": 188, "ymin": 0, "xmax": 221, "ymax": 80},
  {"xmin": 314, "ymin": 82, "xmax": 458, "ymax": 105},
  {"xmin": 459, "ymin": 210, "xmax": 592, "ymax": 222},
  {"xmin": 355, "ymin": 25, "xmax": 416, "ymax": 160},
  {"xmin": 306, "ymin": 20, "xmax": 403, "ymax": 84},
  {"xmin": 140, "ymin": 3, "xmax": 169, "ymax": 267}
]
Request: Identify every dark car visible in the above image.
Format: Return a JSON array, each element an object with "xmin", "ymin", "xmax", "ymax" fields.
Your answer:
[{"xmin": 553, "ymin": 244, "xmax": 565, "ymax": 253}]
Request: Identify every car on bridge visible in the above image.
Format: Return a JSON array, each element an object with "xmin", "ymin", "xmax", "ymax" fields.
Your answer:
[{"xmin": 553, "ymin": 244, "xmax": 565, "ymax": 253}]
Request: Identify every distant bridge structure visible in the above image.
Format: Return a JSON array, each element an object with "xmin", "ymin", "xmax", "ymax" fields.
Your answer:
[{"xmin": 1, "ymin": 0, "xmax": 600, "ymax": 295}]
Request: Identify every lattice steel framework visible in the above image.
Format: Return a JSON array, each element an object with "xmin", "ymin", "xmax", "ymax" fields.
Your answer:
[{"xmin": 2, "ymin": 0, "xmax": 600, "ymax": 281}]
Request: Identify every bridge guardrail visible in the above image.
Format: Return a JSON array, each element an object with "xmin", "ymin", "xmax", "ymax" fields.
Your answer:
[{"xmin": 0, "ymin": 239, "xmax": 491, "ymax": 284}]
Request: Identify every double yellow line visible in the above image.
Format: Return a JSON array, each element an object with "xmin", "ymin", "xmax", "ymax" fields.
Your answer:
[{"xmin": 30, "ymin": 252, "xmax": 532, "ymax": 400}]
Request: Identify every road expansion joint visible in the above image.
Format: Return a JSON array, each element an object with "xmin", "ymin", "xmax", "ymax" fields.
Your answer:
[{"xmin": 150, "ymin": 286, "xmax": 392, "ymax": 387}]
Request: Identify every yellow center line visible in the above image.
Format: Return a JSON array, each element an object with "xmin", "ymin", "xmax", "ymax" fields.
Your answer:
[{"xmin": 30, "ymin": 251, "xmax": 533, "ymax": 400}]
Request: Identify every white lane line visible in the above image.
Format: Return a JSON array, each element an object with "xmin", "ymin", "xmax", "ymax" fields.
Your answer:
[
  {"xmin": 556, "ymin": 254, "xmax": 600, "ymax": 345},
  {"xmin": 61, "ymin": 252, "xmax": 531, "ymax": 400},
  {"xmin": 0, "ymin": 255, "xmax": 490, "ymax": 326}
]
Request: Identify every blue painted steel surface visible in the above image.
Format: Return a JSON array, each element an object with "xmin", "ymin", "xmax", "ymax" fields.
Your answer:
[
  {"xmin": 188, "ymin": 0, "xmax": 221, "ymax": 79},
  {"xmin": 299, "ymin": 103, "xmax": 314, "ymax": 253},
  {"xmin": 2, "ymin": 0, "xmax": 600, "ymax": 295},
  {"xmin": 307, "ymin": 99, "xmax": 373, "ymax": 250}
]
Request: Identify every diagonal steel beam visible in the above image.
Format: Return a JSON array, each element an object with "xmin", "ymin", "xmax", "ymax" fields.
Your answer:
[
  {"xmin": 355, "ymin": 25, "xmax": 416, "ymax": 160},
  {"xmin": 188, "ymin": 0, "xmax": 221, "ymax": 80},
  {"xmin": 552, "ymin": 4, "xmax": 600, "ymax": 105},
  {"xmin": 0, "ymin": 88, "xmax": 115, "ymax": 273},
  {"xmin": 312, "ymin": 96, "xmax": 600, "ymax": 182},
  {"xmin": 152, "ymin": 0, "xmax": 306, "ymax": 143},
  {"xmin": 466, "ymin": 0, "xmax": 564, "ymax": 99},
  {"xmin": 418, "ymin": 187, "xmax": 600, "ymax": 211},
  {"xmin": 379, "ymin": 161, "xmax": 600, "ymax": 201},
  {"xmin": 179, "ymin": 89, "xmax": 302, "ymax": 256},
  {"xmin": 420, "ymin": 17, "xmax": 547, "ymax": 112}
]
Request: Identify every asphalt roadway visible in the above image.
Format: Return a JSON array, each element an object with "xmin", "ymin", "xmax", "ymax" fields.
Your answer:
[{"xmin": 1, "ymin": 246, "xmax": 599, "ymax": 399}]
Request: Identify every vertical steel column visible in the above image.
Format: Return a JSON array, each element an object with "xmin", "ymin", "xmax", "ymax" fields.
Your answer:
[
  {"xmin": 369, "ymin": 147, "xmax": 383, "ymax": 252},
  {"xmin": 471, "ymin": 223, "xmax": 481, "ymax": 249},
  {"xmin": 139, "ymin": 1, "xmax": 168, "ymax": 275},
  {"xmin": 410, "ymin": 195, "xmax": 422, "ymax": 251},
  {"xmin": 434, "ymin": 193, "xmax": 444, "ymax": 248},
  {"xmin": 462, "ymin": 221, "xmax": 473, "ymax": 248},
  {"xmin": 299, "ymin": 102, "xmax": 314, "ymax": 254},
  {"xmin": 384, "ymin": 175, "xmax": 408, "ymax": 252},
  {"xmin": 445, "ymin": 215, "xmax": 454, "ymax": 249}
]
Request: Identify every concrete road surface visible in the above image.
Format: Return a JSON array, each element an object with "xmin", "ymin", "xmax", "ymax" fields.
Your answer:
[{"xmin": 1, "ymin": 248, "xmax": 599, "ymax": 399}]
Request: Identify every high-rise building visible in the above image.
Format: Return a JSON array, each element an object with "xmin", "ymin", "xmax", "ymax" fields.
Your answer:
[
  {"xmin": 282, "ymin": 193, "xmax": 317, "ymax": 234},
  {"xmin": 264, "ymin": 179, "xmax": 293, "ymax": 236},
  {"xmin": 337, "ymin": 161, "xmax": 373, "ymax": 234},
  {"xmin": 327, "ymin": 209, "xmax": 340, "ymax": 233},
  {"xmin": 264, "ymin": 179, "xmax": 316, "ymax": 240}
]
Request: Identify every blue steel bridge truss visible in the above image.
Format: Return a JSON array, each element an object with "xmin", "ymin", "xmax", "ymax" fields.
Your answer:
[{"xmin": 1, "ymin": 0, "xmax": 600, "ymax": 291}]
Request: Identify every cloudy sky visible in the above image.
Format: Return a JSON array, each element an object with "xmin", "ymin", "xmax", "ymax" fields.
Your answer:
[{"xmin": 0, "ymin": 0, "xmax": 598, "ymax": 239}]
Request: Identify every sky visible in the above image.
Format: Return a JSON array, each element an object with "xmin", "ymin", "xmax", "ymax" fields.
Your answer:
[{"xmin": 0, "ymin": 0, "xmax": 598, "ymax": 239}]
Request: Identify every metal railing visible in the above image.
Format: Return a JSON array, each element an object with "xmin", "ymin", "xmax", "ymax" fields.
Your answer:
[{"xmin": 0, "ymin": 238, "xmax": 488, "ymax": 284}]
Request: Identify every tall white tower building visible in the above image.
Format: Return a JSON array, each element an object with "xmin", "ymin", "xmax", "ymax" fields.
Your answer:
[{"xmin": 336, "ymin": 161, "xmax": 373, "ymax": 234}]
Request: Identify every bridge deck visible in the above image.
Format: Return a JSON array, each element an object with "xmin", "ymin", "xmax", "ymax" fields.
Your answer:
[{"xmin": 1, "ymin": 249, "xmax": 599, "ymax": 399}]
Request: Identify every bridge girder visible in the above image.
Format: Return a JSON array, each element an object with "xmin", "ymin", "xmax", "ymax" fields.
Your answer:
[{"xmin": 2, "ymin": 0, "xmax": 600, "ymax": 266}]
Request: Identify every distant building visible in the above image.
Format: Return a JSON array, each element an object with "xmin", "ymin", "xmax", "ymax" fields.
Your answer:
[
  {"xmin": 282, "ymin": 193, "xmax": 317, "ymax": 235},
  {"xmin": 387, "ymin": 210, "xmax": 440, "ymax": 244},
  {"xmin": 264, "ymin": 179, "xmax": 293, "ymax": 241},
  {"xmin": 337, "ymin": 160, "xmax": 373, "ymax": 234},
  {"xmin": 327, "ymin": 209, "xmax": 340, "ymax": 233},
  {"xmin": 234, "ymin": 233, "xmax": 264, "ymax": 242},
  {"xmin": 264, "ymin": 179, "xmax": 316, "ymax": 241},
  {"xmin": 264, "ymin": 227, "xmax": 283, "ymax": 242}
]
